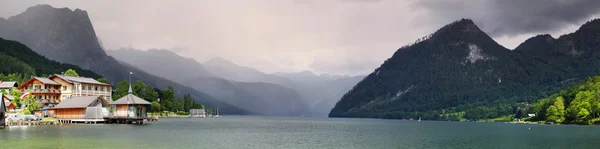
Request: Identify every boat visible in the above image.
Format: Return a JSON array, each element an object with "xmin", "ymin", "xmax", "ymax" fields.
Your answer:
[{"xmin": 418, "ymin": 117, "xmax": 421, "ymax": 121}]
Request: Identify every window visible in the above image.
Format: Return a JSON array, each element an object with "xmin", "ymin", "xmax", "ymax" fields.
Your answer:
[
  {"xmin": 82, "ymin": 85, "xmax": 86, "ymax": 90},
  {"xmin": 54, "ymin": 96, "xmax": 58, "ymax": 99},
  {"xmin": 37, "ymin": 96, "xmax": 42, "ymax": 99},
  {"xmin": 63, "ymin": 86, "xmax": 67, "ymax": 91},
  {"xmin": 88, "ymin": 86, "xmax": 92, "ymax": 90}
]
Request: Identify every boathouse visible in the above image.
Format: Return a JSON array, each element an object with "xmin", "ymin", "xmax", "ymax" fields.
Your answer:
[
  {"xmin": 52, "ymin": 96, "xmax": 109, "ymax": 122},
  {"xmin": 110, "ymin": 84, "xmax": 150, "ymax": 118}
]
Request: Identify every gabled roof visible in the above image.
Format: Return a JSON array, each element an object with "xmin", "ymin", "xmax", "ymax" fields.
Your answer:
[
  {"xmin": 18, "ymin": 77, "xmax": 60, "ymax": 89},
  {"xmin": 52, "ymin": 96, "xmax": 109, "ymax": 109},
  {"xmin": 0, "ymin": 81, "xmax": 18, "ymax": 88},
  {"xmin": 111, "ymin": 94, "xmax": 151, "ymax": 105},
  {"xmin": 49, "ymin": 74, "xmax": 110, "ymax": 86}
]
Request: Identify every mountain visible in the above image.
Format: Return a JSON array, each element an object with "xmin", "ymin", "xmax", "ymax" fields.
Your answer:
[
  {"xmin": 107, "ymin": 48, "xmax": 213, "ymax": 83},
  {"xmin": 273, "ymin": 71, "xmax": 365, "ymax": 116},
  {"xmin": 0, "ymin": 37, "xmax": 102, "ymax": 80},
  {"xmin": 203, "ymin": 57, "xmax": 296, "ymax": 87},
  {"xmin": 330, "ymin": 19, "xmax": 580, "ymax": 120},
  {"xmin": 0, "ymin": 4, "xmax": 247, "ymax": 114},
  {"xmin": 108, "ymin": 48, "xmax": 311, "ymax": 116}
]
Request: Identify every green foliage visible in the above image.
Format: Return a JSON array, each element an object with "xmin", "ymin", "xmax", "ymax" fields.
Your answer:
[
  {"xmin": 113, "ymin": 80, "xmax": 130, "ymax": 100},
  {"xmin": 151, "ymin": 101, "xmax": 161, "ymax": 112},
  {"xmin": 22, "ymin": 91, "xmax": 41, "ymax": 114},
  {"xmin": 545, "ymin": 97, "xmax": 565, "ymax": 123},
  {"xmin": 531, "ymin": 76, "xmax": 600, "ymax": 124},
  {"xmin": 9, "ymin": 87, "xmax": 22, "ymax": 108},
  {"xmin": 64, "ymin": 69, "xmax": 79, "ymax": 77},
  {"xmin": 0, "ymin": 73, "xmax": 28, "ymax": 84},
  {"xmin": 96, "ymin": 78, "xmax": 110, "ymax": 84}
]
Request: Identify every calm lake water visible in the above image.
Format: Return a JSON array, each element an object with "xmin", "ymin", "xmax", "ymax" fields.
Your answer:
[{"xmin": 1, "ymin": 116, "xmax": 600, "ymax": 149}]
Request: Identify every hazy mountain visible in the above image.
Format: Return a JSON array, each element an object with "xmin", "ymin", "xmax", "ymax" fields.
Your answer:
[
  {"xmin": 107, "ymin": 48, "xmax": 213, "ymax": 83},
  {"xmin": 203, "ymin": 57, "xmax": 296, "ymax": 87},
  {"xmin": 0, "ymin": 4, "xmax": 247, "ymax": 114},
  {"xmin": 273, "ymin": 71, "xmax": 365, "ymax": 117},
  {"xmin": 330, "ymin": 19, "xmax": 579, "ymax": 119},
  {"xmin": 108, "ymin": 48, "xmax": 311, "ymax": 116}
]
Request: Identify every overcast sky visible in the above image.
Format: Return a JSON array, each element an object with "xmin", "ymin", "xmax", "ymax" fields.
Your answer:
[{"xmin": 1, "ymin": 0, "xmax": 599, "ymax": 76}]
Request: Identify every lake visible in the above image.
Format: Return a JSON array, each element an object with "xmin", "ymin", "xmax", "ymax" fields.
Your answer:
[{"xmin": 1, "ymin": 116, "xmax": 600, "ymax": 149}]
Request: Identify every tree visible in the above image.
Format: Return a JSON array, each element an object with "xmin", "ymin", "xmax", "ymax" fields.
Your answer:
[
  {"xmin": 567, "ymin": 91, "xmax": 593, "ymax": 123},
  {"xmin": 133, "ymin": 80, "xmax": 145, "ymax": 97},
  {"xmin": 545, "ymin": 96, "xmax": 565, "ymax": 123},
  {"xmin": 0, "ymin": 89, "xmax": 6, "ymax": 95},
  {"xmin": 9, "ymin": 87, "xmax": 22, "ymax": 108},
  {"xmin": 96, "ymin": 78, "xmax": 110, "ymax": 84},
  {"xmin": 161, "ymin": 87, "xmax": 176, "ymax": 111},
  {"xmin": 22, "ymin": 91, "xmax": 41, "ymax": 114},
  {"xmin": 113, "ymin": 80, "xmax": 130, "ymax": 100},
  {"xmin": 151, "ymin": 101, "xmax": 161, "ymax": 113},
  {"xmin": 576, "ymin": 108, "xmax": 591, "ymax": 124},
  {"xmin": 143, "ymin": 84, "xmax": 159, "ymax": 102},
  {"xmin": 64, "ymin": 69, "xmax": 79, "ymax": 77}
]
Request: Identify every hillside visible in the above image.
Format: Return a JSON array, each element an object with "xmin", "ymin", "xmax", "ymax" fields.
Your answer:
[
  {"xmin": 330, "ymin": 19, "xmax": 583, "ymax": 120},
  {"xmin": 0, "ymin": 4, "xmax": 247, "ymax": 114},
  {"xmin": 0, "ymin": 37, "xmax": 102, "ymax": 80}
]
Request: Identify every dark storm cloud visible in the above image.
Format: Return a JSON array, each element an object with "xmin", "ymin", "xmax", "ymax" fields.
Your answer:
[{"xmin": 415, "ymin": 0, "xmax": 600, "ymax": 37}]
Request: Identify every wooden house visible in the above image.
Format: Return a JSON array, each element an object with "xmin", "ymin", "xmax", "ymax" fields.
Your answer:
[
  {"xmin": 52, "ymin": 96, "xmax": 109, "ymax": 121},
  {"xmin": 18, "ymin": 77, "xmax": 62, "ymax": 107}
]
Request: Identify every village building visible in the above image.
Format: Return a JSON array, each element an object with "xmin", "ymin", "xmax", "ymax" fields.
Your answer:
[
  {"xmin": 49, "ymin": 74, "xmax": 113, "ymax": 101},
  {"xmin": 51, "ymin": 96, "xmax": 109, "ymax": 123},
  {"xmin": 110, "ymin": 83, "xmax": 150, "ymax": 118},
  {"xmin": 190, "ymin": 109, "xmax": 206, "ymax": 118},
  {"xmin": 18, "ymin": 77, "xmax": 62, "ymax": 107},
  {"xmin": 3, "ymin": 94, "xmax": 15, "ymax": 112}
]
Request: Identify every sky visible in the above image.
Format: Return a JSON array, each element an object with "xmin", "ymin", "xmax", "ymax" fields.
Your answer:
[{"xmin": 1, "ymin": 0, "xmax": 600, "ymax": 76}]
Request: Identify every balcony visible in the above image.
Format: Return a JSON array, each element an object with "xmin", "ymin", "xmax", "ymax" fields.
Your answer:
[{"xmin": 22, "ymin": 89, "xmax": 62, "ymax": 94}]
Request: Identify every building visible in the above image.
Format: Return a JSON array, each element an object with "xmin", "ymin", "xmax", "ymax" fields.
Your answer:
[
  {"xmin": 110, "ymin": 85, "xmax": 150, "ymax": 118},
  {"xmin": 18, "ymin": 77, "xmax": 62, "ymax": 107},
  {"xmin": 0, "ymin": 93, "xmax": 5, "ymax": 127},
  {"xmin": 190, "ymin": 109, "xmax": 206, "ymax": 118},
  {"xmin": 3, "ymin": 95, "xmax": 15, "ymax": 112},
  {"xmin": 51, "ymin": 96, "xmax": 109, "ymax": 122},
  {"xmin": 49, "ymin": 74, "xmax": 113, "ymax": 101},
  {"xmin": 0, "ymin": 81, "xmax": 18, "ymax": 91}
]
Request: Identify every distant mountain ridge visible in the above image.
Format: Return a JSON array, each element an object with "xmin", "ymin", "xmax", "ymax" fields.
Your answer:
[
  {"xmin": 330, "ymin": 19, "xmax": 591, "ymax": 119},
  {"xmin": 108, "ymin": 49, "xmax": 311, "ymax": 116},
  {"xmin": 0, "ymin": 4, "xmax": 247, "ymax": 114}
]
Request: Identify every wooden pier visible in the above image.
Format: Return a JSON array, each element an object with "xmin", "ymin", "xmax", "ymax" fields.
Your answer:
[{"xmin": 4, "ymin": 120, "xmax": 58, "ymax": 126}]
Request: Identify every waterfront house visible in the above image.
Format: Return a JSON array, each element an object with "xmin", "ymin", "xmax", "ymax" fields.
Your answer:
[
  {"xmin": 0, "ymin": 81, "xmax": 18, "ymax": 91},
  {"xmin": 51, "ymin": 96, "xmax": 109, "ymax": 121},
  {"xmin": 18, "ymin": 77, "xmax": 62, "ymax": 107},
  {"xmin": 110, "ymin": 85, "xmax": 150, "ymax": 118},
  {"xmin": 49, "ymin": 74, "xmax": 113, "ymax": 101},
  {"xmin": 190, "ymin": 109, "xmax": 206, "ymax": 118}
]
